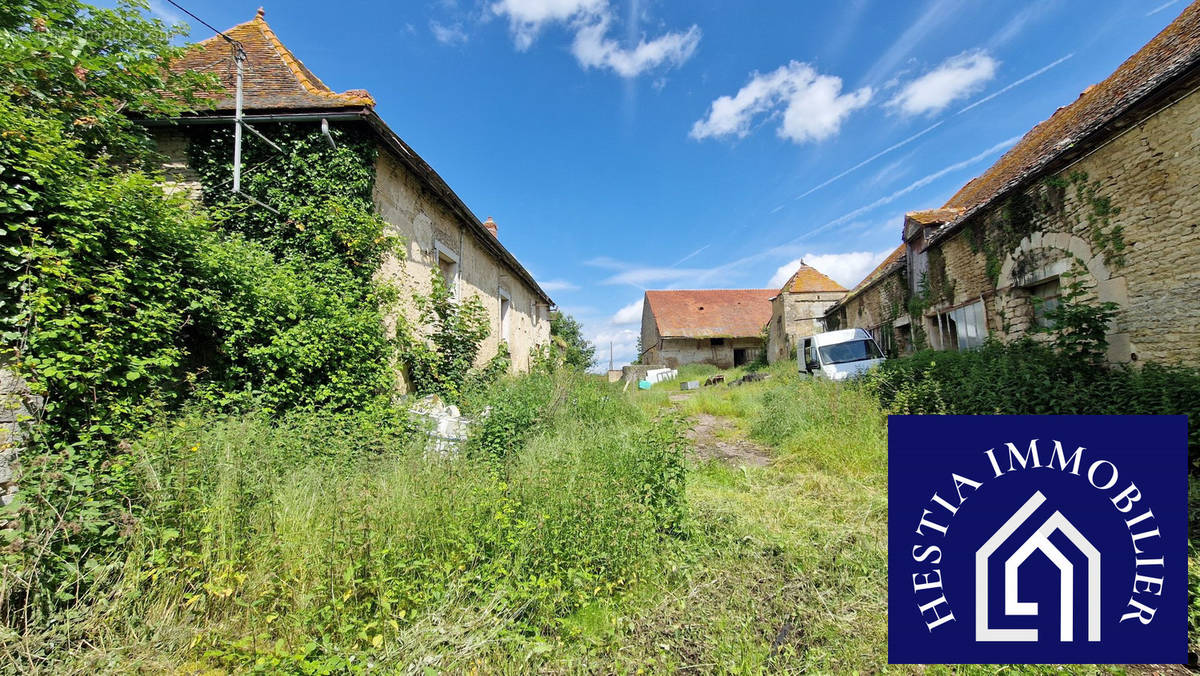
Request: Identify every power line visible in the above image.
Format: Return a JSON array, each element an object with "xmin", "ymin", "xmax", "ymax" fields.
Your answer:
[{"xmin": 162, "ymin": 0, "xmax": 241, "ymax": 51}]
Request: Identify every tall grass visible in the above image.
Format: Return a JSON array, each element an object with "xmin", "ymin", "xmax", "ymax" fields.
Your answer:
[{"xmin": 5, "ymin": 373, "xmax": 686, "ymax": 672}]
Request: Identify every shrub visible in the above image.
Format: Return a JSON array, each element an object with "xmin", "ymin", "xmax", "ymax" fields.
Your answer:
[{"xmin": 862, "ymin": 340, "xmax": 1200, "ymax": 471}]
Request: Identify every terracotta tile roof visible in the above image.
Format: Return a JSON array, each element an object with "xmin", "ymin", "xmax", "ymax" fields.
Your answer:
[
  {"xmin": 830, "ymin": 244, "xmax": 906, "ymax": 310},
  {"xmin": 937, "ymin": 1, "xmax": 1200, "ymax": 234},
  {"xmin": 775, "ymin": 263, "xmax": 847, "ymax": 294},
  {"xmin": 645, "ymin": 289, "xmax": 777, "ymax": 339},
  {"xmin": 172, "ymin": 8, "xmax": 374, "ymax": 111}
]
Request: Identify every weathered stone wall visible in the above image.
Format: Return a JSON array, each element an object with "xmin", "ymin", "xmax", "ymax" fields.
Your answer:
[
  {"xmin": 928, "ymin": 85, "xmax": 1200, "ymax": 365},
  {"xmin": 152, "ymin": 129, "xmax": 203, "ymax": 201},
  {"xmin": 651, "ymin": 337, "xmax": 764, "ymax": 370},
  {"xmin": 767, "ymin": 291, "xmax": 844, "ymax": 363},
  {"xmin": 828, "ymin": 273, "xmax": 911, "ymax": 355},
  {"xmin": 374, "ymin": 151, "xmax": 550, "ymax": 387},
  {"xmin": 1, "ymin": 368, "xmax": 40, "ymax": 507}
]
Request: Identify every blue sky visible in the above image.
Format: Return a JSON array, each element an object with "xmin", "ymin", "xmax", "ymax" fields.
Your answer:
[{"xmin": 147, "ymin": 0, "xmax": 1188, "ymax": 368}]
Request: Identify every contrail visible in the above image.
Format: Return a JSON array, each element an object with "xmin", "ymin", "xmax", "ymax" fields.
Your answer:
[
  {"xmin": 792, "ymin": 52, "xmax": 1072, "ymax": 202},
  {"xmin": 791, "ymin": 135, "xmax": 1021, "ymax": 242},
  {"xmin": 958, "ymin": 53, "xmax": 1074, "ymax": 115}
]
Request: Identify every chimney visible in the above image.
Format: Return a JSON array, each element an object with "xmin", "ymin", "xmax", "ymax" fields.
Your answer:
[{"xmin": 483, "ymin": 216, "xmax": 498, "ymax": 238}]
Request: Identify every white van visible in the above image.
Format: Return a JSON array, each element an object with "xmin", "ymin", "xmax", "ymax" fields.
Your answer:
[{"xmin": 799, "ymin": 328, "xmax": 886, "ymax": 381}]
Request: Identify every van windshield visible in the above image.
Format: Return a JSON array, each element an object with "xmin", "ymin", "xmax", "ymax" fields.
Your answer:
[{"xmin": 818, "ymin": 339, "xmax": 883, "ymax": 365}]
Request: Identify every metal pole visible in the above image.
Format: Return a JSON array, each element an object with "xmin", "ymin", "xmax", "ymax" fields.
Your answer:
[
  {"xmin": 233, "ymin": 46, "xmax": 245, "ymax": 194},
  {"xmin": 609, "ymin": 342, "xmax": 613, "ymax": 371}
]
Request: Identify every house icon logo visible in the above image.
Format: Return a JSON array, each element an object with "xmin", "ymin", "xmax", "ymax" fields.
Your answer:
[
  {"xmin": 887, "ymin": 416, "xmax": 1186, "ymax": 665},
  {"xmin": 975, "ymin": 491, "xmax": 1100, "ymax": 643}
]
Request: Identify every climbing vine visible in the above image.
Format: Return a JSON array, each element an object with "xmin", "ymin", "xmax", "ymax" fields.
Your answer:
[{"xmin": 966, "ymin": 170, "xmax": 1125, "ymax": 288}]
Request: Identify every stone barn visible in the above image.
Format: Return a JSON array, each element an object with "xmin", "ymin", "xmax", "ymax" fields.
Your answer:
[
  {"xmin": 639, "ymin": 289, "xmax": 775, "ymax": 369},
  {"xmin": 765, "ymin": 262, "xmax": 846, "ymax": 363},
  {"xmin": 825, "ymin": 2, "xmax": 1200, "ymax": 366}
]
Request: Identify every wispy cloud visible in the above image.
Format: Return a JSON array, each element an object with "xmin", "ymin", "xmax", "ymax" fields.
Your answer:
[
  {"xmin": 611, "ymin": 298, "xmax": 644, "ymax": 324},
  {"xmin": 690, "ymin": 61, "xmax": 872, "ymax": 143},
  {"xmin": 149, "ymin": 0, "xmax": 184, "ymax": 25},
  {"xmin": 539, "ymin": 278, "xmax": 580, "ymax": 292},
  {"xmin": 988, "ymin": 1, "xmax": 1058, "ymax": 48},
  {"xmin": 888, "ymin": 50, "xmax": 998, "ymax": 116},
  {"xmin": 430, "ymin": 20, "xmax": 469, "ymax": 45},
  {"xmin": 793, "ymin": 121, "xmax": 943, "ymax": 200},
  {"xmin": 861, "ymin": 0, "xmax": 961, "ymax": 85},
  {"xmin": 573, "ymin": 16, "xmax": 700, "ymax": 78},
  {"xmin": 1147, "ymin": 0, "xmax": 1181, "ymax": 16},
  {"xmin": 490, "ymin": 0, "xmax": 700, "ymax": 77},
  {"xmin": 791, "ymin": 135, "xmax": 1021, "ymax": 242}
]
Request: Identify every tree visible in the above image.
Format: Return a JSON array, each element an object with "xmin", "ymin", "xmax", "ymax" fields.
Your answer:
[{"xmin": 550, "ymin": 311, "xmax": 595, "ymax": 371}]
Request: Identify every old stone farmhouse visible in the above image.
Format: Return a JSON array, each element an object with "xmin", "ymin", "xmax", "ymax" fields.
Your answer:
[
  {"xmin": 640, "ymin": 289, "xmax": 775, "ymax": 368},
  {"xmin": 150, "ymin": 10, "xmax": 553, "ymax": 385},
  {"xmin": 765, "ymin": 263, "xmax": 846, "ymax": 363},
  {"xmin": 827, "ymin": 2, "xmax": 1200, "ymax": 367}
]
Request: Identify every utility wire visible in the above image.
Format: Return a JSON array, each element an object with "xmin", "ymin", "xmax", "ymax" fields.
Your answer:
[{"xmin": 162, "ymin": 0, "xmax": 241, "ymax": 49}]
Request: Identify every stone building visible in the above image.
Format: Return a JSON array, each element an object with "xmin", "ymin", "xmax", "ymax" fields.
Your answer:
[
  {"xmin": 824, "ymin": 245, "xmax": 909, "ymax": 357},
  {"xmin": 765, "ymin": 263, "xmax": 846, "ymax": 363},
  {"xmin": 640, "ymin": 289, "xmax": 775, "ymax": 368},
  {"xmin": 151, "ymin": 10, "xmax": 553, "ymax": 386},
  {"xmin": 828, "ymin": 3, "xmax": 1200, "ymax": 367}
]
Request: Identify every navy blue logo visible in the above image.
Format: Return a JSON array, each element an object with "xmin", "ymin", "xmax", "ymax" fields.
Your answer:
[{"xmin": 888, "ymin": 415, "xmax": 1186, "ymax": 664}]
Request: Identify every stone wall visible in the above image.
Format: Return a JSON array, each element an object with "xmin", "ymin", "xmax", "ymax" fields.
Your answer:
[
  {"xmin": 1, "ymin": 368, "xmax": 40, "ymax": 507},
  {"xmin": 373, "ymin": 150, "xmax": 551, "ymax": 387},
  {"xmin": 648, "ymin": 337, "xmax": 764, "ymax": 369},
  {"xmin": 153, "ymin": 129, "xmax": 203, "ymax": 201},
  {"xmin": 927, "ymin": 85, "xmax": 1200, "ymax": 366},
  {"xmin": 767, "ymin": 291, "xmax": 844, "ymax": 363},
  {"xmin": 828, "ymin": 272, "xmax": 911, "ymax": 356}
]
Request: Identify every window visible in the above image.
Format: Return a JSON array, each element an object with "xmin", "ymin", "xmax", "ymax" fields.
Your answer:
[
  {"xmin": 1030, "ymin": 278, "xmax": 1061, "ymax": 328},
  {"xmin": 498, "ymin": 289, "xmax": 511, "ymax": 343},
  {"xmin": 936, "ymin": 300, "xmax": 987, "ymax": 351},
  {"xmin": 434, "ymin": 240, "xmax": 459, "ymax": 297},
  {"xmin": 818, "ymin": 339, "xmax": 883, "ymax": 365}
]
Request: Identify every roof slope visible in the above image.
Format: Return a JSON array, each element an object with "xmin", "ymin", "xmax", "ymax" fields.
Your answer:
[
  {"xmin": 172, "ymin": 9, "xmax": 373, "ymax": 111},
  {"xmin": 776, "ymin": 263, "xmax": 846, "ymax": 294},
  {"xmin": 831, "ymin": 244, "xmax": 906, "ymax": 310},
  {"xmin": 940, "ymin": 1, "xmax": 1200, "ymax": 226},
  {"xmin": 645, "ymin": 289, "xmax": 776, "ymax": 339}
]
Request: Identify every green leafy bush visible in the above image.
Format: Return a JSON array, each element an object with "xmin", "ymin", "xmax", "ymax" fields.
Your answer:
[{"xmin": 862, "ymin": 341, "xmax": 1200, "ymax": 470}]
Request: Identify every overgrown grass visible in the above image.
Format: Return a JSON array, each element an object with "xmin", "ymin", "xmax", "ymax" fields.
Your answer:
[{"xmin": 2, "ymin": 372, "xmax": 687, "ymax": 672}]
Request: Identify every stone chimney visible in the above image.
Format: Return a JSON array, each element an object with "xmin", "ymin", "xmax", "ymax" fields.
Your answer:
[{"xmin": 483, "ymin": 216, "xmax": 498, "ymax": 238}]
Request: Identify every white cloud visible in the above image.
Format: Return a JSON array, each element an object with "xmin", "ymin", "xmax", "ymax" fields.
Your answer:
[
  {"xmin": 539, "ymin": 278, "xmax": 579, "ymax": 292},
  {"xmin": 572, "ymin": 17, "xmax": 700, "ymax": 78},
  {"xmin": 430, "ymin": 20, "xmax": 468, "ymax": 45},
  {"xmin": 690, "ymin": 61, "xmax": 872, "ymax": 143},
  {"xmin": 491, "ymin": 0, "xmax": 699, "ymax": 77},
  {"xmin": 888, "ymin": 51, "xmax": 998, "ymax": 116},
  {"xmin": 611, "ymin": 299, "xmax": 644, "ymax": 325},
  {"xmin": 768, "ymin": 251, "xmax": 894, "ymax": 290},
  {"xmin": 490, "ymin": 0, "xmax": 605, "ymax": 50}
]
